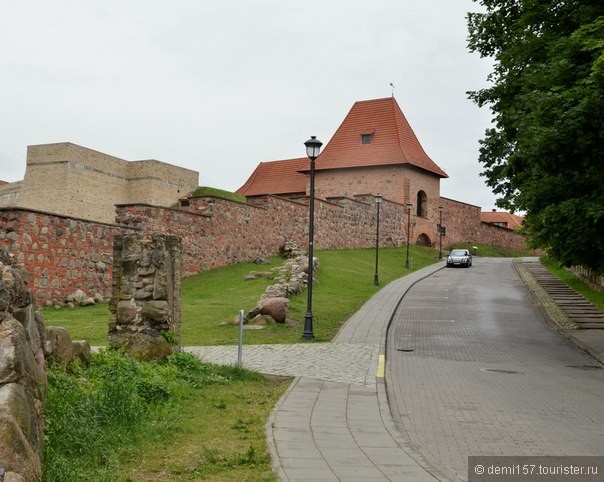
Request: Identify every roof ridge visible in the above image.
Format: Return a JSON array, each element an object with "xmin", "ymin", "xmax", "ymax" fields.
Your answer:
[{"xmin": 389, "ymin": 97, "xmax": 408, "ymax": 164}]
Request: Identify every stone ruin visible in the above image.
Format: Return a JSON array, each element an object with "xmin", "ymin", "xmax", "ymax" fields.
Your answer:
[
  {"xmin": 241, "ymin": 240, "xmax": 319, "ymax": 327},
  {"xmin": 0, "ymin": 249, "xmax": 46, "ymax": 481},
  {"xmin": 0, "ymin": 247, "xmax": 95, "ymax": 480},
  {"xmin": 0, "ymin": 233, "xmax": 182, "ymax": 479},
  {"xmin": 108, "ymin": 233, "xmax": 182, "ymax": 361}
]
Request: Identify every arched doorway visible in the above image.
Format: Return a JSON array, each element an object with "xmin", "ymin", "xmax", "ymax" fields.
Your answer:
[{"xmin": 416, "ymin": 233, "xmax": 432, "ymax": 247}]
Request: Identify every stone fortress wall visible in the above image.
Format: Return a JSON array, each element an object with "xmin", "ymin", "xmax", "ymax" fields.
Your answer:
[
  {"xmin": 0, "ymin": 143, "xmax": 199, "ymax": 224},
  {"xmin": 0, "ymin": 142, "xmax": 534, "ymax": 305},
  {"xmin": 0, "ymin": 193, "xmax": 529, "ymax": 306}
]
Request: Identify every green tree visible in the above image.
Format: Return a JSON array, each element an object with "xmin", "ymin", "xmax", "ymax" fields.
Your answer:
[{"xmin": 467, "ymin": 1, "xmax": 604, "ymax": 272}]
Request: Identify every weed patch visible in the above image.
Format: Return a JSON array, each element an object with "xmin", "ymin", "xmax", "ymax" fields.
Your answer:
[{"xmin": 43, "ymin": 350, "xmax": 287, "ymax": 481}]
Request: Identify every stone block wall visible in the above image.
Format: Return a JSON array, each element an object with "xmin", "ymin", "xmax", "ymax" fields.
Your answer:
[{"xmin": 0, "ymin": 143, "xmax": 199, "ymax": 224}]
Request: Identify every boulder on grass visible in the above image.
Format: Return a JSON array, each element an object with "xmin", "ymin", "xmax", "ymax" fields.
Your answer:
[
  {"xmin": 72, "ymin": 340, "xmax": 91, "ymax": 365},
  {"xmin": 44, "ymin": 326, "xmax": 73, "ymax": 365},
  {"xmin": 257, "ymin": 297, "xmax": 290, "ymax": 323},
  {"xmin": 250, "ymin": 314, "xmax": 277, "ymax": 326}
]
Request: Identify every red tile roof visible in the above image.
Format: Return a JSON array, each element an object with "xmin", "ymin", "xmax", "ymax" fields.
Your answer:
[
  {"xmin": 301, "ymin": 97, "xmax": 448, "ymax": 178},
  {"xmin": 236, "ymin": 157, "xmax": 308, "ymax": 197},
  {"xmin": 481, "ymin": 211, "xmax": 524, "ymax": 229}
]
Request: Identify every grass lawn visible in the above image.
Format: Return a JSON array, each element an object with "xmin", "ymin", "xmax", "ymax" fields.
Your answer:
[
  {"xmin": 116, "ymin": 368, "xmax": 288, "ymax": 481},
  {"xmin": 44, "ymin": 351, "xmax": 288, "ymax": 481},
  {"xmin": 43, "ymin": 245, "xmax": 442, "ymax": 345}
]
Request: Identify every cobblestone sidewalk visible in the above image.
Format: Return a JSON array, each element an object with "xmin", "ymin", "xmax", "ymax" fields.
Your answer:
[{"xmin": 185, "ymin": 342, "xmax": 380, "ymax": 387}]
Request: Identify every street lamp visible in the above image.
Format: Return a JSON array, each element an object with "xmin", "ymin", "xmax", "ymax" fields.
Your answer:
[
  {"xmin": 438, "ymin": 205, "xmax": 444, "ymax": 259},
  {"xmin": 405, "ymin": 201, "xmax": 412, "ymax": 269},
  {"xmin": 373, "ymin": 194, "xmax": 383, "ymax": 286},
  {"xmin": 302, "ymin": 135, "xmax": 322, "ymax": 340}
]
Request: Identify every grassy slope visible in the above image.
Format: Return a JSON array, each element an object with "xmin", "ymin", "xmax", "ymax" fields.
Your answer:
[{"xmin": 43, "ymin": 246, "xmax": 441, "ymax": 345}]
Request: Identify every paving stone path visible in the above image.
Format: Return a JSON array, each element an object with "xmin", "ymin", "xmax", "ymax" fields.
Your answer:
[{"xmin": 185, "ymin": 343, "xmax": 380, "ymax": 388}]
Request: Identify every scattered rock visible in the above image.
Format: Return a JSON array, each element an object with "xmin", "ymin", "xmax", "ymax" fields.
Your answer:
[
  {"xmin": 232, "ymin": 313, "xmax": 247, "ymax": 326},
  {"xmin": 280, "ymin": 240, "xmax": 305, "ymax": 259},
  {"xmin": 71, "ymin": 289, "xmax": 88, "ymax": 305},
  {"xmin": 72, "ymin": 340, "xmax": 91, "ymax": 365},
  {"xmin": 243, "ymin": 271, "xmax": 272, "ymax": 281},
  {"xmin": 257, "ymin": 297, "xmax": 289, "ymax": 323},
  {"xmin": 80, "ymin": 297, "xmax": 95, "ymax": 307},
  {"xmin": 250, "ymin": 314, "xmax": 277, "ymax": 326},
  {"xmin": 44, "ymin": 326, "xmax": 73, "ymax": 365},
  {"xmin": 239, "ymin": 241, "xmax": 318, "ymax": 327}
]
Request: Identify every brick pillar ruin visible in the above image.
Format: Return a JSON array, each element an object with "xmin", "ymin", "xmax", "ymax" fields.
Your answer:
[{"xmin": 108, "ymin": 233, "xmax": 182, "ymax": 361}]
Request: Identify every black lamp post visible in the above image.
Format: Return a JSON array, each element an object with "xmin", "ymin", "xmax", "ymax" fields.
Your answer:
[
  {"xmin": 405, "ymin": 201, "xmax": 412, "ymax": 269},
  {"xmin": 373, "ymin": 194, "xmax": 383, "ymax": 286},
  {"xmin": 302, "ymin": 135, "xmax": 322, "ymax": 340},
  {"xmin": 438, "ymin": 205, "xmax": 444, "ymax": 259}
]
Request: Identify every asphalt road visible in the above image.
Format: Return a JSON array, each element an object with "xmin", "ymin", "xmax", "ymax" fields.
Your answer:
[{"xmin": 386, "ymin": 257, "xmax": 604, "ymax": 481}]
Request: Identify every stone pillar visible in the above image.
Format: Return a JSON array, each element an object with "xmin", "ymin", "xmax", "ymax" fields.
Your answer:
[{"xmin": 109, "ymin": 233, "xmax": 182, "ymax": 361}]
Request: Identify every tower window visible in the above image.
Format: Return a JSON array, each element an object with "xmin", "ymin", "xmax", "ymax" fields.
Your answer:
[{"xmin": 361, "ymin": 133, "xmax": 374, "ymax": 144}]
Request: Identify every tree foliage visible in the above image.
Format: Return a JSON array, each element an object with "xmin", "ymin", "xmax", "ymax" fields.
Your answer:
[{"xmin": 467, "ymin": 1, "xmax": 604, "ymax": 272}]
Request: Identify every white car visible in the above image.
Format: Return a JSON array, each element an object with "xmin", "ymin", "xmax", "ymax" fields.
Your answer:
[{"xmin": 446, "ymin": 249, "xmax": 472, "ymax": 268}]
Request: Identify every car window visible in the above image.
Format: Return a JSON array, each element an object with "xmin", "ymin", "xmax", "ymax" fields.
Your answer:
[{"xmin": 450, "ymin": 250, "xmax": 467, "ymax": 256}]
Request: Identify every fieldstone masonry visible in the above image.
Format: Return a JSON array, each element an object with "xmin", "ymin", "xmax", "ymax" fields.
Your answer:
[
  {"xmin": 109, "ymin": 233, "xmax": 182, "ymax": 361},
  {"xmin": 0, "ymin": 249, "xmax": 46, "ymax": 481},
  {"xmin": 1, "ymin": 192, "xmax": 536, "ymax": 307}
]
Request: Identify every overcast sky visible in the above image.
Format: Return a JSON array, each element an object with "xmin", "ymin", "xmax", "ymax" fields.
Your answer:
[{"xmin": 0, "ymin": 0, "xmax": 499, "ymax": 210}]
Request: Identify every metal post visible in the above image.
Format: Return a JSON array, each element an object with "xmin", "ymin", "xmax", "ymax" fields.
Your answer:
[
  {"xmin": 438, "ymin": 205, "xmax": 443, "ymax": 259},
  {"xmin": 237, "ymin": 309, "xmax": 244, "ymax": 367},
  {"xmin": 405, "ymin": 202, "xmax": 412, "ymax": 269},
  {"xmin": 303, "ymin": 157, "xmax": 316, "ymax": 340},
  {"xmin": 374, "ymin": 194, "xmax": 382, "ymax": 286}
]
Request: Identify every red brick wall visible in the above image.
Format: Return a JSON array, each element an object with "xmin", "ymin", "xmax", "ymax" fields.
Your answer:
[
  {"xmin": 115, "ymin": 195, "xmax": 408, "ymax": 278},
  {"xmin": 0, "ymin": 208, "xmax": 132, "ymax": 305},
  {"xmin": 313, "ymin": 164, "xmax": 441, "ymax": 209},
  {"xmin": 438, "ymin": 197, "xmax": 533, "ymax": 252},
  {"xmin": 1, "ymin": 194, "xmax": 532, "ymax": 306}
]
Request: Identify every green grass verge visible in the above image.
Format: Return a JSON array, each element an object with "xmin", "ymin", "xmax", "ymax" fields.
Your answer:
[
  {"xmin": 43, "ymin": 246, "xmax": 441, "ymax": 345},
  {"xmin": 40, "ymin": 303, "xmax": 111, "ymax": 346},
  {"xmin": 44, "ymin": 350, "xmax": 287, "ymax": 481},
  {"xmin": 189, "ymin": 186, "xmax": 247, "ymax": 203},
  {"xmin": 541, "ymin": 256, "xmax": 604, "ymax": 311}
]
